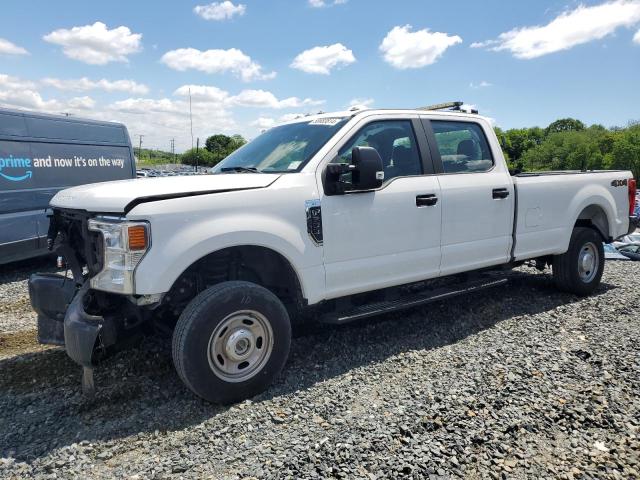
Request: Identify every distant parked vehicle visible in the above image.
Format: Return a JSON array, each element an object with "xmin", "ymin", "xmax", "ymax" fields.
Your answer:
[{"xmin": 0, "ymin": 107, "xmax": 136, "ymax": 264}]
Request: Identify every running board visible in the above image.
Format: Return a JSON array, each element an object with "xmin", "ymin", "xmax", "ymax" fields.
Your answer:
[{"xmin": 321, "ymin": 276, "xmax": 508, "ymax": 324}]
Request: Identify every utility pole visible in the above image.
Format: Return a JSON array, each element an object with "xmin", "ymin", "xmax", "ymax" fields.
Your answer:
[
  {"xmin": 137, "ymin": 134, "xmax": 144, "ymax": 162},
  {"xmin": 189, "ymin": 88, "xmax": 194, "ymax": 150},
  {"xmin": 170, "ymin": 138, "xmax": 175, "ymax": 164},
  {"xmin": 195, "ymin": 137, "xmax": 199, "ymax": 173}
]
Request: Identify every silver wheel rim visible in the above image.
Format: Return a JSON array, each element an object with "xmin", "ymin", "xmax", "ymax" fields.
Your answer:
[
  {"xmin": 578, "ymin": 242, "xmax": 599, "ymax": 283},
  {"xmin": 207, "ymin": 310, "xmax": 274, "ymax": 383}
]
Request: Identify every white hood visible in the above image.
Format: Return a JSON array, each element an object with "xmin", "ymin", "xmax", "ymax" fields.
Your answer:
[{"xmin": 50, "ymin": 173, "xmax": 280, "ymax": 213}]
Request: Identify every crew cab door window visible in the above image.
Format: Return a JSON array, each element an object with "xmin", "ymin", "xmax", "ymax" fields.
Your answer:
[
  {"xmin": 431, "ymin": 121, "xmax": 493, "ymax": 173},
  {"xmin": 335, "ymin": 120, "xmax": 422, "ymax": 185}
]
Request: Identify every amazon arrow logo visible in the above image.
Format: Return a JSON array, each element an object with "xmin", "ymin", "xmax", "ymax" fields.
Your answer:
[{"xmin": 0, "ymin": 170, "xmax": 32, "ymax": 182}]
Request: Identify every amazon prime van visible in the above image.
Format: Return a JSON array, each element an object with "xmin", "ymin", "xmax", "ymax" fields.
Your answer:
[{"xmin": 0, "ymin": 107, "xmax": 136, "ymax": 264}]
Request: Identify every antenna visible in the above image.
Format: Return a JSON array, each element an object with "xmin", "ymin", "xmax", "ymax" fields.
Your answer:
[{"xmin": 189, "ymin": 88, "xmax": 194, "ymax": 149}]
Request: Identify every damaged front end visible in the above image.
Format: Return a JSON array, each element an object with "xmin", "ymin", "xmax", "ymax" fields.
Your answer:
[{"xmin": 28, "ymin": 208, "xmax": 153, "ymax": 395}]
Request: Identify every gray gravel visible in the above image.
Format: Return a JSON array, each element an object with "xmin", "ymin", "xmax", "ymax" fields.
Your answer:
[
  {"xmin": 0, "ymin": 257, "xmax": 59, "ymax": 334},
  {"xmin": 1, "ymin": 261, "xmax": 639, "ymax": 479}
]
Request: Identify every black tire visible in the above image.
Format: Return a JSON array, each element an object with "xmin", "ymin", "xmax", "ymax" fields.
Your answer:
[
  {"xmin": 172, "ymin": 281, "xmax": 291, "ymax": 404},
  {"xmin": 552, "ymin": 227, "xmax": 604, "ymax": 296}
]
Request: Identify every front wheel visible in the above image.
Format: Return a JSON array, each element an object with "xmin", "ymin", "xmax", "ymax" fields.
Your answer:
[
  {"xmin": 552, "ymin": 227, "xmax": 604, "ymax": 296},
  {"xmin": 172, "ymin": 281, "xmax": 291, "ymax": 404}
]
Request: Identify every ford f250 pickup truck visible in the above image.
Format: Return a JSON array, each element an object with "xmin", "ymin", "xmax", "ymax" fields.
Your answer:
[{"xmin": 29, "ymin": 106, "xmax": 637, "ymax": 404}]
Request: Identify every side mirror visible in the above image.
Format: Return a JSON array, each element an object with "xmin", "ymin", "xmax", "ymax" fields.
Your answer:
[
  {"xmin": 351, "ymin": 146, "xmax": 384, "ymax": 190},
  {"xmin": 324, "ymin": 146, "xmax": 384, "ymax": 195}
]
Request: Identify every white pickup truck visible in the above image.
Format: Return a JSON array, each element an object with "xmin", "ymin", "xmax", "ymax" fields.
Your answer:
[{"xmin": 29, "ymin": 106, "xmax": 637, "ymax": 403}]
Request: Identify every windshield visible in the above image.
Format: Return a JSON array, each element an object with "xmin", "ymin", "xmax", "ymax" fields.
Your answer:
[{"xmin": 212, "ymin": 117, "xmax": 348, "ymax": 173}]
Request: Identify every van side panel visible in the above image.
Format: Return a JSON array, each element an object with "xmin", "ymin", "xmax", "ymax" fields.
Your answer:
[{"xmin": 0, "ymin": 108, "xmax": 135, "ymax": 264}]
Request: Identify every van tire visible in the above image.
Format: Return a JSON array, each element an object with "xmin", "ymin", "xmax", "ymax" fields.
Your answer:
[
  {"xmin": 172, "ymin": 281, "xmax": 291, "ymax": 404},
  {"xmin": 552, "ymin": 227, "xmax": 604, "ymax": 296}
]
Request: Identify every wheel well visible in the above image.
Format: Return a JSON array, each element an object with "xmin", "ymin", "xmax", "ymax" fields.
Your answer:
[
  {"xmin": 161, "ymin": 246, "xmax": 305, "ymax": 322},
  {"xmin": 575, "ymin": 204, "xmax": 610, "ymax": 242}
]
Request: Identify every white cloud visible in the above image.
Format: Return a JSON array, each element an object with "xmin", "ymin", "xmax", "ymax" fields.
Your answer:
[
  {"xmin": 41, "ymin": 77, "xmax": 149, "ymax": 95},
  {"xmin": 348, "ymin": 98, "xmax": 374, "ymax": 108},
  {"xmin": 470, "ymin": 81, "xmax": 492, "ymax": 89},
  {"xmin": 291, "ymin": 43, "xmax": 356, "ymax": 74},
  {"xmin": 0, "ymin": 74, "xmax": 37, "ymax": 91},
  {"xmin": 0, "ymin": 74, "xmax": 96, "ymax": 113},
  {"xmin": 173, "ymin": 84, "xmax": 324, "ymax": 109},
  {"xmin": 0, "ymin": 74, "xmax": 56, "ymax": 110},
  {"xmin": 634, "ymin": 29, "xmax": 640, "ymax": 43},
  {"xmin": 309, "ymin": 0, "xmax": 347, "ymax": 7},
  {"xmin": 0, "ymin": 38, "xmax": 28, "ymax": 55},
  {"xmin": 231, "ymin": 89, "xmax": 324, "ymax": 108},
  {"xmin": 161, "ymin": 47, "xmax": 275, "ymax": 82},
  {"xmin": 107, "ymin": 96, "xmax": 237, "ymax": 152},
  {"xmin": 471, "ymin": 0, "xmax": 640, "ymax": 59},
  {"xmin": 251, "ymin": 117, "xmax": 276, "ymax": 129},
  {"xmin": 194, "ymin": 1, "xmax": 246, "ymax": 20},
  {"xmin": 279, "ymin": 113, "xmax": 306, "ymax": 122},
  {"xmin": 380, "ymin": 25, "xmax": 462, "ymax": 69},
  {"xmin": 66, "ymin": 96, "xmax": 96, "ymax": 110},
  {"xmin": 43, "ymin": 22, "xmax": 142, "ymax": 65},
  {"xmin": 174, "ymin": 84, "xmax": 230, "ymax": 103}
]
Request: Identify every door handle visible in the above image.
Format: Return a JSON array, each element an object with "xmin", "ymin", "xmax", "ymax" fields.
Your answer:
[
  {"xmin": 416, "ymin": 194, "xmax": 438, "ymax": 207},
  {"xmin": 492, "ymin": 188, "xmax": 510, "ymax": 199}
]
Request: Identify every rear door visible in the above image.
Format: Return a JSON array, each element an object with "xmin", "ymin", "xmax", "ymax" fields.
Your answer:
[{"xmin": 422, "ymin": 118, "xmax": 514, "ymax": 276}]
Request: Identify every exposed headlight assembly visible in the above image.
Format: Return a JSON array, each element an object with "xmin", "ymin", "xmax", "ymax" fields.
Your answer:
[{"xmin": 88, "ymin": 217, "xmax": 150, "ymax": 294}]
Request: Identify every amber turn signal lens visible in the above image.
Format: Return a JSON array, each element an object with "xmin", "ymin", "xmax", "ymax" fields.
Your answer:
[{"xmin": 128, "ymin": 225, "xmax": 147, "ymax": 251}]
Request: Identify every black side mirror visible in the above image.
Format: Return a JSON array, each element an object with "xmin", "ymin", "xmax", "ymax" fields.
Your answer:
[
  {"xmin": 351, "ymin": 146, "xmax": 384, "ymax": 190},
  {"xmin": 324, "ymin": 146, "xmax": 384, "ymax": 195}
]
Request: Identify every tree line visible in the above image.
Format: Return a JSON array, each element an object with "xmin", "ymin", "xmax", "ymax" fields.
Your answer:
[{"xmin": 495, "ymin": 118, "xmax": 640, "ymax": 179}]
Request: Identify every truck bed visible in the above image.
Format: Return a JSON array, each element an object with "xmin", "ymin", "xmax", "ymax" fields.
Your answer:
[{"xmin": 512, "ymin": 170, "xmax": 631, "ymax": 261}]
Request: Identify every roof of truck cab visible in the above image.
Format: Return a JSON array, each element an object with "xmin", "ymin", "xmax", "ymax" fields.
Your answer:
[{"xmin": 278, "ymin": 108, "xmax": 492, "ymax": 126}]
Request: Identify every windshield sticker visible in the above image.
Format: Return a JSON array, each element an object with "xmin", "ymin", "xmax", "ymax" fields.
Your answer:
[
  {"xmin": 288, "ymin": 161, "xmax": 302, "ymax": 170},
  {"xmin": 309, "ymin": 118, "xmax": 343, "ymax": 126}
]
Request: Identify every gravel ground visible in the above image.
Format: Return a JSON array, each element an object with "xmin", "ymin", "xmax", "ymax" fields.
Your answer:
[
  {"xmin": 0, "ymin": 256, "xmax": 58, "ymax": 335},
  {"xmin": 1, "ymin": 260, "xmax": 639, "ymax": 479}
]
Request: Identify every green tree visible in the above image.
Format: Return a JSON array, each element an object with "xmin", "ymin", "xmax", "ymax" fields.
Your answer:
[
  {"xmin": 203, "ymin": 134, "xmax": 247, "ymax": 165},
  {"xmin": 544, "ymin": 118, "xmax": 586, "ymax": 136},
  {"xmin": 181, "ymin": 148, "xmax": 216, "ymax": 167}
]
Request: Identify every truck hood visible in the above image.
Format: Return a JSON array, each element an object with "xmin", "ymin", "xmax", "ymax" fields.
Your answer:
[{"xmin": 50, "ymin": 173, "xmax": 281, "ymax": 213}]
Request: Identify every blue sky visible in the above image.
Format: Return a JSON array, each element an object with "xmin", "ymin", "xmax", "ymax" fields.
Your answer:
[{"xmin": 0, "ymin": 0, "xmax": 639, "ymax": 151}]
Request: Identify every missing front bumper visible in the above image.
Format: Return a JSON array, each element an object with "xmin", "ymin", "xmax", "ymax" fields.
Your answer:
[{"xmin": 29, "ymin": 274, "xmax": 116, "ymax": 368}]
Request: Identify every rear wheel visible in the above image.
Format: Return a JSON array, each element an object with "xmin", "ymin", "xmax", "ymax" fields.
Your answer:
[
  {"xmin": 172, "ymin": 281, "xmax": 291, "ymax": 404},
  {"xmin": 552, "ymin": 227, "xmax": 604, "ymax": 296}
]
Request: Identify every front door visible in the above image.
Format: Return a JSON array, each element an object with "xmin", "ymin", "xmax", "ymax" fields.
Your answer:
[{"xmin": 318, "ymin": 117, "xmax": 442, "ymax": 299}]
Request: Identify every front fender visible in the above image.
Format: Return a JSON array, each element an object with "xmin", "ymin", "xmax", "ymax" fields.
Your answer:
[{"xmin": 132, "ymin": 212, "xmax": 314, "ymax": 298}]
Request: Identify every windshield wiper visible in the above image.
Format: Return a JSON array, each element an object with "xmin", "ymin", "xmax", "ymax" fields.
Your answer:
[{"xmin": 219, "ymin": 166, "xmax": 262, "ymax": 173}]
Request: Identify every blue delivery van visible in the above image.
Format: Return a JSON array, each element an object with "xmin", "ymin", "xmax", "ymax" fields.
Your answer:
[{"xmin": 0, "ymin": 107, "xmax": 136, "ymax": 264}]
